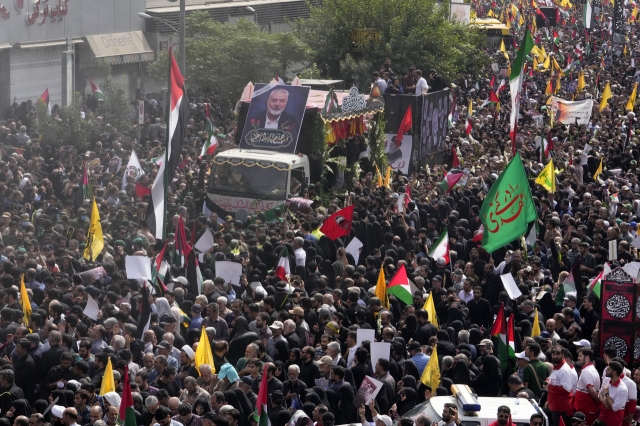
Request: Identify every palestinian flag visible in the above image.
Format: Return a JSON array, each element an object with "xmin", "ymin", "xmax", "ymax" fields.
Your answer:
[
  {"xmin": 472, "ymin": 224, "xmax": 484, "ymax": 243},
  {"xmin": 509, "ymin": 29, "xmax": 534, "ymax": 152},
  {"xmin": 439, "ymin": 171, "xmax": 464, "ymax": 193},
  {"xmin": 451, "ymin": 145, "xmax": 460, "ymax": 169},
  {"xmin": 556, "ymin": 262, "xmax": 578, "ymax": 306},
  {"xmin": 145, "ymin": 48, "xmax": 190, "ymax": 239},
  {"xmin": 173, "ymin": 215, "xmax": 192, "ymax": 267},
  {"xmin": 396, "ymin": 105, "xmax": 413, "ymax": 145},
  {"xmin": 254, "ymin": 364, "xmax": 271, "ymax": 426},
  {"xmin": 39, "ymin": 88, "xmax": 51, "ymax": 116},
  {"xmin": 553, "ymin": 30, "xmax": 560, "ymax": 45},
  {"xmin": 119, "ymin": 365, "xmax": 136, "ymax": 426},
  {"xmin": 496, "ymin": 79, "xmax": 507, "ymax": 93},
  {"xmin": 428, "ymin": 230, "xmax": 450, "ymax": 264},
  {"xmin": 481, "ymin": 89, "xmax": 501, "ymax": 108},
  {"xmin": 89, "ymin": 78, "xmax": 105, "ymax": 101},
  {"xmin": 152, "ymin": 242, "xmax": 169, "ymax": 291},
  {"xmin": 200, "ymin": 104, "xmax": 218, "ymax": 157},
  {"xmin": 588, "ymin": 263, "xmax": 610, "ymax": 297},
  {"xmin": 491, "ymin": 303, "xmax": 516, "ymax": 371},
  {"xmin": 275, "ymin": 248, "xmax": 290, "ymax": 280},
  {"xmin": 387, "ymin": 264, "xmax": 414, "ymax": 305}
]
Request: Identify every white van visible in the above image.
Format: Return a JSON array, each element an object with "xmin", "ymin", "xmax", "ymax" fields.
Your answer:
[{"xmin": 207, "ymin": 148, "xmax": 310, "ymax": 220}]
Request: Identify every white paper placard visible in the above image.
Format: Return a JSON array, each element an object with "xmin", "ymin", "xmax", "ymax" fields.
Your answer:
[
  {"xmin": 126, "ymin": 256, "xmax": 152, "ymax": 280},
  {"xmin": 500, "ymin": 273, "xmax": 523, "ymax": 299},
  {"xmin": 357, "ymin": 328, "xmax": 375, "ymax": 347},
  {"xmin": 195, "ymin": 229, "xmax": 214, "ymax": 253},
  {"xmin": 215, "ymin": 261, "xmax": 243, "ymax": 286},
  {"xmin": 346, "ymin": 237, "xmax": 364, "ymax": 265},
  {"xmin": 370, "ymin": 342, "xmax": 391, "ymax": 369},
  {"xmin": 83, "ymin": 295, "xmax": 100, "ymax": 321}
]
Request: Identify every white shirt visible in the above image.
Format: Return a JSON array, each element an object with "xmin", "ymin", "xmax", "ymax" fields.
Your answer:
[
  {"xmin": 294, "ymin": 247, "xmax": 306, "ymax": 267},
  {"xmin": 415, "ymin": 77, "xmax": 429, "ymax": 95},
  {"xmin": 568, "ymin": 365, "xmax": 579, "ymax": 393},
  {"xmin": 601, "ymin": 376, "xmax": 629, "ymax": 412},
  {"xmin": 549, "ymin": 362, "xmax": 577, "ymax": 392},
  {"xmin": 375, "ymin": 78, "xmax": 387, "ymax": 93},
  {"xmin": 622, "ymin": 371, "xmax": 637, "ymax": 402},
  {"xmin": 458, "ymin": 289, "xmax": 473, "ymax": 303},
  {"xmin": 576, "ymin": 363, "xmax": 600, "ymax": 393},
  {"xmin": 264, "ymin": 114, "xmax": 281, "ymax": 129}
]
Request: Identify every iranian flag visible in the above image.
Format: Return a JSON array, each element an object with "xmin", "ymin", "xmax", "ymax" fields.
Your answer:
[
  {"xmin": 439, "ymin": 171, "xmax": 464, "ymax": 193},
  {"xmin": 200, "ymin": 103, "xmax": 218, "ymax": 157},
  {"xmin": 491, "ymin": 303, "xmax": 516, "ymax": 371},
  {"xmin": 89, "ymin": 78, "xmax": 105, "ymax": 101},
  {"xmin": 254, "ymin": 364, "xmax": 271, "ymax": 426},
  {"xmin": 509, "ymin": 29, "xmax": 534, "ymax": 152},
  {"xmin": 275, "ymin": 248, "xmax": 290, "ymax": 280},
  {"xmin": 428, "ymin": 230, "xmax": 450, "ymax": 264},
  {"xmin": 387, "ymin": 264, "xmax": 414, "ymax": 305},
  {"xmin": 556, "ymin": 262, "xmax": 579, "ymax": 306},
  {"xmin": 119, "ymin": 365, "xmax": 136, "ymax": 426}
]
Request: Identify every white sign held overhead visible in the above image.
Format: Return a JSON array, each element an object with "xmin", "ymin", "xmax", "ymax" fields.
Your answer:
[
  {"xmin": 357, "ymin": 328, "xmax": 375, "ymax": 347},
  {"xmin": 215, "ymin": 261, "xmax": 243, "ymax": 286},
  {"xmin": 500, "ymin": 273, "xmax": 522, "ymax": 299},
  {"xmin": 83, "ymin": 295, "xmax": 100, "ymax": 321},
  {"xmin": 345, "ymin": 237, "xmax": 364, "ymax": 265},
  {"xmin": 126, "ymin": 256, "xmax": 152, "ymax": 280},
  {"xmin": 194, "ymin": 229, "xmax": 215, "ymax": 253}
]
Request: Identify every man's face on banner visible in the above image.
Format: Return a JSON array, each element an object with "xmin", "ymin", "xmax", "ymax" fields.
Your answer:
[{"xmin": 267, "ymin": 89, "xmax": 289, "ymax": 118}]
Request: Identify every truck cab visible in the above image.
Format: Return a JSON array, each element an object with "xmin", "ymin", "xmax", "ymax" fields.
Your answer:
[
  {"xmin": 399, "ymin": 385, "xmax": 549, "ymax": 426},
  {"xmin": 207, "ymin": 148, "xmax": 310, "ymax": 220}
]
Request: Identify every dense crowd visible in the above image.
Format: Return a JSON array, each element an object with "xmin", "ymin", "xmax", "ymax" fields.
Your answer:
[{"xmin": 0, "ymin": 1, "xmax": 638, "ymax": 426}]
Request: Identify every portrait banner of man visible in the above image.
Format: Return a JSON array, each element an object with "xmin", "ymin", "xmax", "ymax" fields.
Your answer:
[
  {"xmin": 239, "ymin": 84, "xmax": 310, "ymax": 153},
  {"xmin": 353, "ymin": 375, "xmax": 383, "ymax": 408}
]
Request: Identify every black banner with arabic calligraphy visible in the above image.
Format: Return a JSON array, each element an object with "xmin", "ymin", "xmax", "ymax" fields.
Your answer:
[{"xmin": 420, "ymin": 89, "xmax": 450, "ymax": 157}]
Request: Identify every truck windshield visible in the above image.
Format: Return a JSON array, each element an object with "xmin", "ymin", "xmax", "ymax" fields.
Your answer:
[
  {"xmin": 400, "ymin": 401, "xmax": 442, "ymax": 424},
  {"xmin": 208, "ymin": 162, "xmax": 288, "ymax": 198}
]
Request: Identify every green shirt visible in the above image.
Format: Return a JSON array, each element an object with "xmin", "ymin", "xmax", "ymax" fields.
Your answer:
[{"xmin": 523, "ymin": 358, "xmax": 549, "ymax": 394}]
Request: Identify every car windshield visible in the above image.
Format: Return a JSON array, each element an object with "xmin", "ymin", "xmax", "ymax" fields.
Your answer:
[
  {"xmin": 399, "ymin": 401, "xmax": 442, "ymax": 424},
  {"xmin": 208, "ymin": 162, "xmax": 288, "ymax": 199}
]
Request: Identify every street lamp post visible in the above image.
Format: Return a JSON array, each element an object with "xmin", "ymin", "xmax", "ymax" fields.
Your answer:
[{"xmin": 138, "ymin": 0, "xmax": 186, "ymax": 76}]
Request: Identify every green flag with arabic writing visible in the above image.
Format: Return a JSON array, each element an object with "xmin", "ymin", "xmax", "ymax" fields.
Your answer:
[{"xmin": 479, "ymin": 153, "xmax": 537, "ymax": 253}]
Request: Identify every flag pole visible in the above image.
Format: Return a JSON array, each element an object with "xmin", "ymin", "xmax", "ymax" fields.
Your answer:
[{"xmin": 162, "ymin": 48, "xmax": 172, "ymax": 242}]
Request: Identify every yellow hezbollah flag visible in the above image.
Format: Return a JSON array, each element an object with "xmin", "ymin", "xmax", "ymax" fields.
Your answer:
[
  {"xmin": 422, "ymin": 292, "xmax": 439, "ymax": 328},
  {"xmin": 535, "ymin": 159, "xmax": 556, "ymax": 192},
  {"xmin": 545, "ymin": 79, "xmax": 553, "ymax": 96},
  {"xmin": 384, "ymin": 166, "xmax": 392, "ymax": 188},
  {"xmin": 533, "ymin": 56, "xmax": 539, "ymax": 70},
  {"xmin": 19, "ymin": 274, "xmax": 31, "ymax": 325},
  {"xmin": 420, "ymin": 344, "xmax": 441, "ymax": 389},
  {"xmin": 500, "ymin": 39, "xmax": 509, "ymax": 61},
  {"xmin": 552, "ymin": 57, "xmax": 565, "ymax": 77},
  {"xmin": 195, "ymin": 327, "xmax": 216, "ymax": 374},
  {"xmin": 83, "ymin": 198, "xmax": 104, "ymax": 261},
  {"xmin": 531, "ymin": 309, "xmax": 541, "ymax": 338},
  {"xmin": 555, "ymin": 76, "xmax": 561, "ymax": 94},
  {"xmin": 100, "ymin": 357, "xmax": 115, "ymax": 395},
  {"xmin": 375, "ymin": 267, "xmax": 390, "ymax": 310},
  {"xmin": 542, "ymin": 54, "xmax": 551, "ymax": 70},
  {"xmin": 577, "ymin": 70, "xmax": 585, "ymax": 91},
  {"xmin": 594, "ymin": 158, "xmax": 603, "ymax": 181},
  {"xmin": 627, "ymin": 82, "xmax": 638, "ymax": 111},
  {"xmin": 600, "ymin": 82, "xmax": 612, "ymax": 112},
  {"xmin": 375, "ymin": 165, "xmax": 383, "ymax": 187}
]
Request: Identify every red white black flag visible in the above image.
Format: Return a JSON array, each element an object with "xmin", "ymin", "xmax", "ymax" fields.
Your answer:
[{"xmin": 145, "ymin": 49, "xmax": 190, "ymax": 239}]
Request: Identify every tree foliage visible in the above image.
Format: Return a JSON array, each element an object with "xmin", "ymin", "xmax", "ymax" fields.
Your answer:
[
  {"xmin": 95, "ymin": 60, "xmax": 137, "ymax": 139},
  {"xmin": 147, "ymin": 12, "xmax": 310, "ymax": 102},
  {"xmin": 296, "ymin": 0, "xmax": 488, "ymax": 90},
  {"xmin": 35, "ymin": 94, "xmax": 90, "ymax": 152}
]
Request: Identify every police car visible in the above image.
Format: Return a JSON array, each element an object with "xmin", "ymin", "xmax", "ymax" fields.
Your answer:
[{"xmin": 398, "ymin": 385, "xmax": 549, "ymax": 426}]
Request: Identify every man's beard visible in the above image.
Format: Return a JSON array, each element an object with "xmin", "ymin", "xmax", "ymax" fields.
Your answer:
[{"xmin": 268, "ymin": 108, "xmax": 283, "ymax": 117}]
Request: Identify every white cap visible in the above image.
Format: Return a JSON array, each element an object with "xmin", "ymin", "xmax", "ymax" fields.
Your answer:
[
  {"xmin": 573, "ymin": 339, "xmax": 591, "ymax": 348},
  {"xmin": 182, "ymin": 345, "xmax": 195, "ymax": 360},
  {"xmin": 516, "ymin": 351, "xmax": 530, "ymax": 361},
  {"xmin": 269, "ymin": 321, "xmax": 284, "ymax": 330},
  {"xmin": 374, "ymin": 415, "xmax": 393, "ymax": 426},
  {"xmin": 175, "ymin": 276, "xmax": 188, "ymax": 285}
]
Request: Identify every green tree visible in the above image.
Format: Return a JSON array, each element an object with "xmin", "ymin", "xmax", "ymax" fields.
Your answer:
[
  {"xmin": 95, "ymin": 60, "xmax": 137, "ymax": 139},
  {"xmin": 296, "ymin": 0, "xmax": 488, "ymax": 91},
  {"xmin": 35, "ymin": 93, "xmax": 90, "ymax": 152},
  {"xmin": 147, "ymin": 12, "xmax": 310, "ymax": 102}
]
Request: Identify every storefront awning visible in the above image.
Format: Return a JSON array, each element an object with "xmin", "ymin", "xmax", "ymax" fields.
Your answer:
[{"xmin": 86, "ymin": 31, "xmax": 154, "ymax": 65}]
